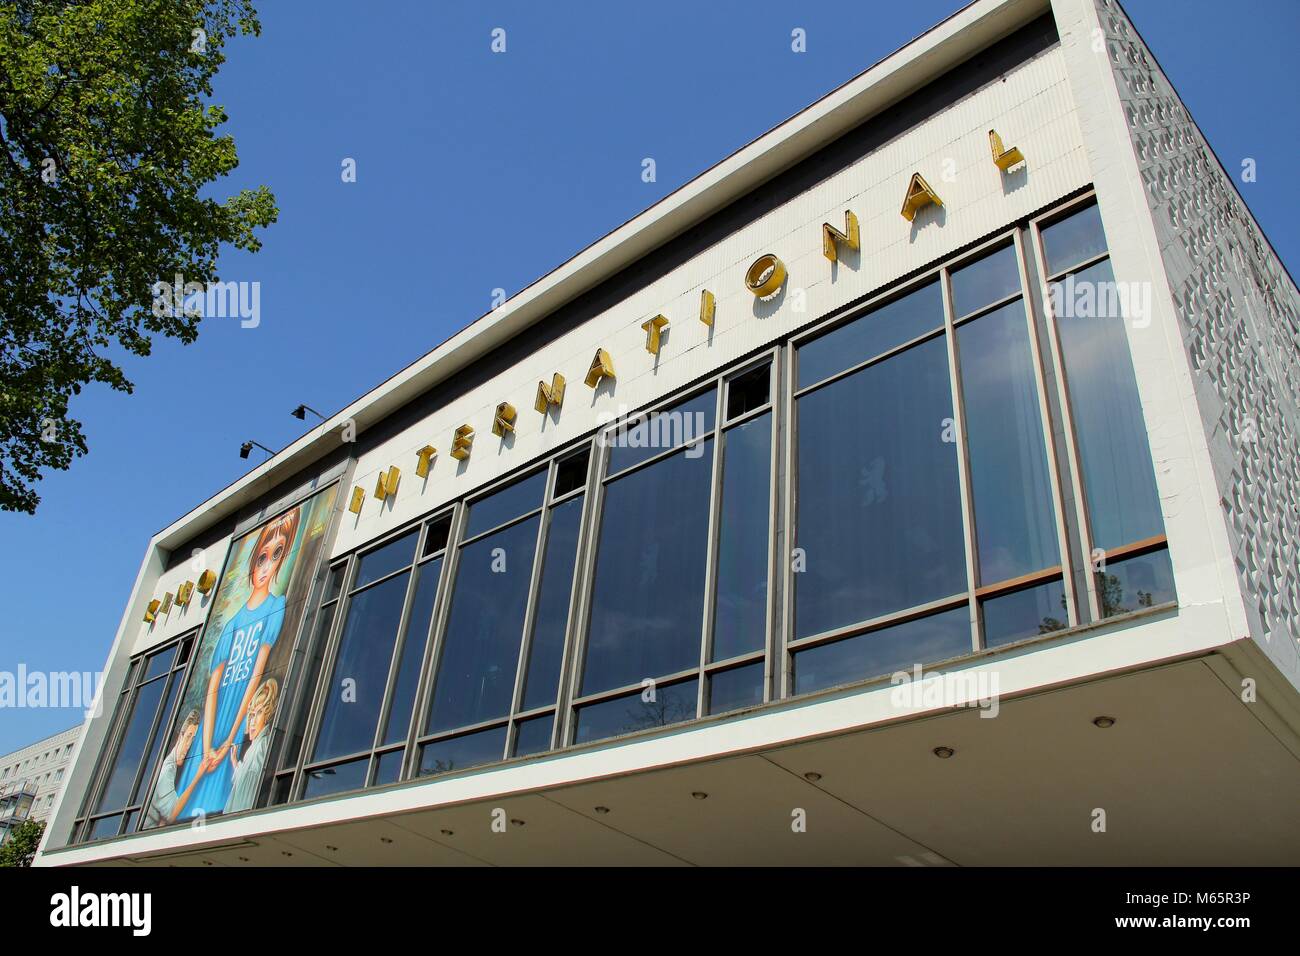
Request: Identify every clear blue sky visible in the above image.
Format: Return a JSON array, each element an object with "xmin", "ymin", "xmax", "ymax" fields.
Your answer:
[{"xmin": 1, "ymin": 0, "xmax": 1296, "ymax": 754}]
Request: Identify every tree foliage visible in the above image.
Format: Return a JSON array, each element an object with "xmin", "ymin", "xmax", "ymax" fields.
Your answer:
[
  {"xmin": 0, "ymin": 818, "xmax": 45, "ymax": 866},
  {"xmin": 0, "ymin": 0, "xmax": 276, "ymax": 512}
]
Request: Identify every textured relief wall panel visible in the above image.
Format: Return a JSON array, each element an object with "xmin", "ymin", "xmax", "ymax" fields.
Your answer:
[{"xmin": 1095, "ymin": 0, "xmax": 1300, "ymax": 677}]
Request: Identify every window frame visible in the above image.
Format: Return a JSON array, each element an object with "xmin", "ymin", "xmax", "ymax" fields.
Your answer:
[
  {"xmin": 561, "ymin": 348, "xmax": 781, "ymax": 746},
  {"xmin": 73, "ymin": 630, "xmax": 197, "ymax": 843},
  {"xmin": 781, "ymin": 222, "xmax": 1087, "ymax": 696},
  {"xmin": 1025, "ymin": 191, "xmax": 1172, "ymax": 622}
]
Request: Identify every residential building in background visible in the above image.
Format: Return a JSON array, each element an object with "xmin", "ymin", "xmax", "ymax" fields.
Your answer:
[
  {"xmin": 35, "ymin": 0, "xmax": 1300, "ymax": 866},
  {"xmin": 0, "ymin": 726, "xmax": 81, "ymax": 845}
]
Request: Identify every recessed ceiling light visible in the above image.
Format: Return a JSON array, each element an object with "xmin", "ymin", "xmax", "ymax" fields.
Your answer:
[
  {"xmin": 803, "ymin": 772, "xmax": 822, "ymax": 782},
  {"xmin": 594, "ymin": 806, "xmax": 611, "ymax": 815},
  {"xmin": 281, "ymin": 850, "xmax": 293, "ymax": 857},
  {"xmin": 325, "ymin": 845, "xmax": 338, "ymax": 852},
  {"xmin": 932, "ymin": 746, "xmax": 955, "ymax": 759},
  {"xmin": 379, "ymin": 836, "xmax": 393, "ymax": 844},
  {"xmin": 1093, "ymin": 716, "xmax": 1116, "ymax": 729},
  {"xmin": 510, "ymin": 818, "xmax": 525, "ymax": 827},
  {"xmin": 691, "ymin": 791, "xmax": 708, "ymax": 800},
  {"xmin": 440, "ymin": 829, "xmax": 454, "ymax": 837}
]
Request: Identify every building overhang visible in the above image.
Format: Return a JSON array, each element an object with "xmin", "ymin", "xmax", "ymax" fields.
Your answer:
[{"xmin": 40, "ymin": 646, "xmax": 1300, "ymax": 867}]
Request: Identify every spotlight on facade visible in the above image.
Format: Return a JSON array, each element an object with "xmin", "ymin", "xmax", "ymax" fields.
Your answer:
[
  {"xmin": 291, "ymin": 404, "xmax": 324, "ymax": 421},
  {"xmin": 239, "ymin": 439, "xmax": 274, "ymax": 460}
]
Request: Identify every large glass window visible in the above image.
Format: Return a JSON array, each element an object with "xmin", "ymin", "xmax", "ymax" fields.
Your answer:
[
  {"xmin": 417, "ymin": 448, "xmax": 592, "ymax": 775},
  {"xmin": 1037, "ymin": 200, "xmax": 1174, "ymax": 618},
  {"xmin": 76, "ymin": 634, "xmax": 193, "ymax": 842},
  {"xmin": 572, "ymin": 360, "xmax": 776, "ymax": 744},
  {"xmin": 243, "ymin": 195, "xmax": 1176, "ymax": 806},
  {"xmin": 299, "ymin": 513, "xmax": 450, "ymax": 799}
]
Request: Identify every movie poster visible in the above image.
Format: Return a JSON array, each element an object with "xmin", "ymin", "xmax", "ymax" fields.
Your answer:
[{"xmin": 141, "ymin": 485, "xmax": 338, "ymax": 828}]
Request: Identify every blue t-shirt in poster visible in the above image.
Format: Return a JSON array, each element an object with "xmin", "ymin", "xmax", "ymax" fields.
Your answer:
[{"xmin": 175, "ymin": 593, "xmax": 285, "ymax": 819}]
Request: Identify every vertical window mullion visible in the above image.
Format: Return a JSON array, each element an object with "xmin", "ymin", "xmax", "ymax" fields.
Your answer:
[
  {"xmin": 779, "ymin": 342, "xmax": 798, "ymax": 701},
  {"xmin": 940, "ymin": 267, "xmax": 983, "ymax": 652},
  {"xmin": 292, "ymin": 553, "xmax": 358, "ymax": 799},
  {"xmin": 766, "ymin": 348, "xmax": 786, "ymax": 704},
  {"xmin": 1028, "ymin": 218, "xmax": 1105, "ymax": 623},
  {"xmin": 697, "ymin": 382, "xmax": 727, "ymax": 718},
  {"xmin": 403, "ymin": 500, "xmax": 469, "ymax": 779},
  {"xmin": 366, "ymin": 526, "xmax": 427, "ymax": 783},
  {"xmin": 506, "ymin": 463, "xmax": 558, "ymax": 757},
  {"xmin": 558, "ymin": 430, "xmax": 612, "ymax": 747},
  {"xmin": 547, "ymin": 446, "xmax": 598, "ymax": 751},
  {"xmin": 1013, "ymin": 226, "xmax": 1083, "ymax": 627},
  {"xmin": 78, "ymin": 683, "xmax": 133, "ymax": 829},
  {"xmin": 122, "ymin": 669, "xmax": 180, "ymax": 831}
]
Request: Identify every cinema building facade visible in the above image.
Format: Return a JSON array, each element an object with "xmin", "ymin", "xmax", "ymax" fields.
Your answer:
[{"xmin": 37, "ymin": 0, "xmax": 1300, "ymax": 866}]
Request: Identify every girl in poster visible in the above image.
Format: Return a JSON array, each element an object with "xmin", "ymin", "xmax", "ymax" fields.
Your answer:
[{"xmin": 171, "ymin": 507, "xmax": 300, "ymax": 820}]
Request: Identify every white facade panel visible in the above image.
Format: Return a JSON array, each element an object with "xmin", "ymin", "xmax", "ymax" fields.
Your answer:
[{"xmin": 334, "ymin": 44, "xmax": 1089, "ymax": 560}]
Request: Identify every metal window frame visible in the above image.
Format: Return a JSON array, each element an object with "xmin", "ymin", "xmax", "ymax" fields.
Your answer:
[
  {"xmin": 782, "ymin": 221, "xmax": 1076, "ymax": 680},
  {"xmin": 76, "ymin": 630, "xmax": 197, "ymax": 843},
  {"xmin": 563, "ymin": 349, "xmax": 779, "ymax": 743},
  {"xmin": 159, "ymin": 191, "xmax": 1176, "ymax": 816}
]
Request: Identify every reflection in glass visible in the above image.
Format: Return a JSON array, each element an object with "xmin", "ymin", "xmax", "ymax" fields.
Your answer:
[
  {"xmin": 419, "ymin": 726, "xmax": 508, "ymax": 777},
  {"xmin": 958, "ymin": 300, "xmax": 1059, "ymax": 583},
  {"xmin": 607, "ymin": 390, "xmax": 716, "ymax": 475},
  {"xmin": 381, "ymin": 557, "xmax": 442, "ymax": 747},
  {"xmin": 513, "ymin": 715, "xmax": 554, "ymax": 757},
  {"xmin": 708, "ymin": 663, "xmax": 764, "ymax": 715},
  {"xmin": 312, "ymin": 571, "xmax": 409, "ymax": 763},
  {"xmin": 427, "ymin": 516, "xmax": 540, "ymax": 733},
  {"xmin": 1052, "ymin": 259, "xmax": 1164, "ymax": 552},
  {"xmin": 982, "ymin": 580, "xmax": 1068, "ymax": 648},
  {"xmin": 950, "ymin": 243, "xmax": 1020, "ymax": 318},
  {"xmin": 712, "ymin": 414, "xmax": 771, "ymax": 661},
  {"xmin": 353, "ymin": 530, "xmax": 417, "ymax": 590},
  {"xmin": 279, "ymin": 602, "xmax": 335, "ymax": 770},
  {"xmin": 795, "ymin": 337, "xmax": 965, "ymax": 638},
  {"xmin": 583, "ymin": 441, "xmax": 713, "ymax": 694},
  {"xmin": 1097, "ymin": 549, "xmax": 1176, "ymax": 617},
  {"xmin": 372, "ymin": 749, "xmax": 404, "ymax": 786},
  {"xmin": 792, "ymin": 607, "xmax": 971, "ymax": 695},
  {"xmin": 798, "ymin": 280, "xmax": 943, "ymax": 388},
  {"xmin": 574, "ymin": 679, "xmax": 699, "ymax": 745},
  {"xmin": 96, "ymin": 678, "xmax": 165, "ymax": 812},
  {"xmin": 1040, "ymin": 203, "xmax": 1107, "ymax": 276},
  {"xmin": 133, "ymin": 674, "xmax": 181, "ymax": 805},
  {"xmin": 521, "ymin": 497, "xmax": 583, "ymax": 711},
  {"xmin": 465, "ymin": 470, "xmax": 547, "ymax": 539},
  {"xmin": 88, "ymin": 814, "xmax": 123, "ymax": 841},
  {"xmin": 144, "ymin": 645, "xmax": 177, "ymax": 681},
  {"xmin": 302, "ymin": 756, "xmax": 369, "ymax": 800}
]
